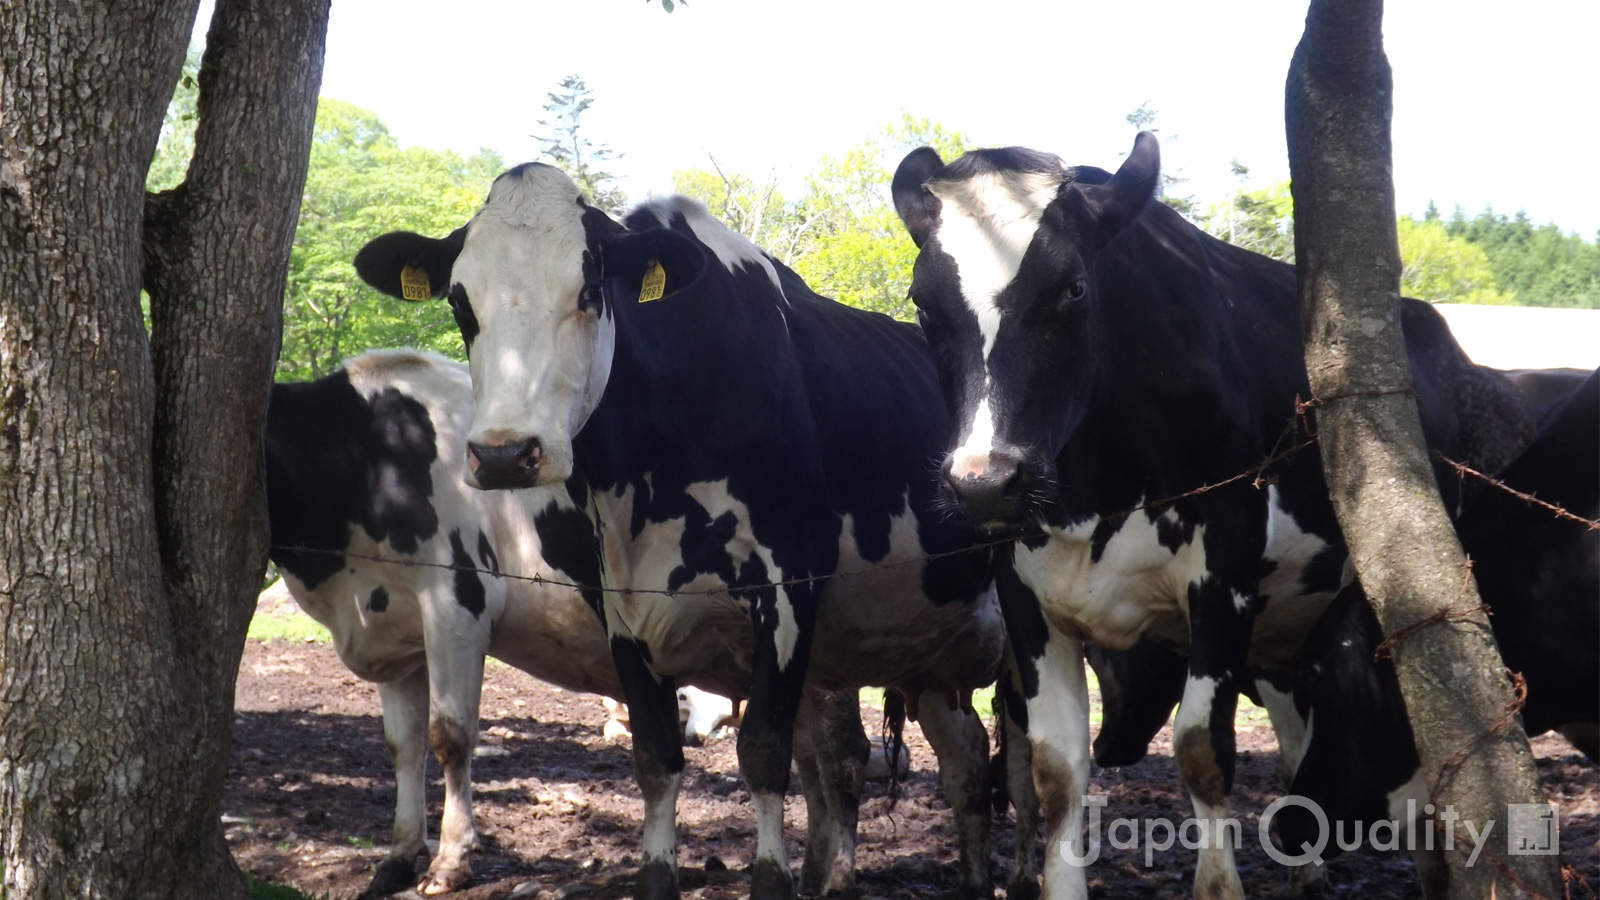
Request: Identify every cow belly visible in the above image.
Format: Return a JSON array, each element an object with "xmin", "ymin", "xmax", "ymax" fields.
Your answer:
[
  {"xmin": 809, "ymin": 578, "xmax": 1005, "ymax": 691},
  {"xmin": 805, "ymin": 504, "xmax": 1003, "ymax": 690},
  {"xmin": 1013, "ymin": 517, "xmax": 1204, "ymax": 650},
  {"xmin": 484, "ymin": 583, "xmax": 622, "ymax": 698},
  {"xmin": 283, "ymin": 571, "xmax": 428, "ymax": 684}
]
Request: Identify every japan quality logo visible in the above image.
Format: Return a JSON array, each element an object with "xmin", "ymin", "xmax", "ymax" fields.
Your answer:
[{"xmin": 1506, "ymin": 803, "xmax": 1559, "ymax": 856}]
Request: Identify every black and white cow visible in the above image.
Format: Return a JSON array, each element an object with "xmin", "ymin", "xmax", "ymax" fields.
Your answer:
[
  {"xmin": 1280, "ymin": 367, "xmax": 1598, "ymax": 899},
  {"xmin": 890, "ymin": 133, "xmax": 1535, "ymax": 900},
  {"xmin": 266, "ymin": 349, "xmax": 617, "ymax": 896},
  {"xmin": 353, "ymin": 168, "xmax": 1008, "ymax": 900},
  {"xmin": 265, "ymin": 350, "xmax": 856, "ymax": 898}
]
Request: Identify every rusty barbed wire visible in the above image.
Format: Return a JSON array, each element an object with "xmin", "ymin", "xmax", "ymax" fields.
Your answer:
[
  {"xmin": 1434, "ymin": 451, "xmax": 1600, "ymax": 532},
  {"xmin": 1373, "ymin": 559, "xmax": 1486, "ymax": 661},
  {"xmin": 269, "ymin": 414, "xmax": 1320, "ymax": 597}
]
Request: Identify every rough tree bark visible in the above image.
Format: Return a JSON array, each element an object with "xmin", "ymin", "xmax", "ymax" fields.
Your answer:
[
  {"xmin": 1286, "ymin": 2, "xmax": 1561, "ymax": 897},
  {"xmin": 0, "ymin": 0, "xmax": 329, "ymax": 896}
]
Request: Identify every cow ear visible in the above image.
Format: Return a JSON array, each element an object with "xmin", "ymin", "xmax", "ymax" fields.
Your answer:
[
  {"xmin": 599, "ymin": 227, "xmax": 706, "ymax": 304},
  {"xmin": 892, "ymin": 147, "xmax": 946, "ymax": 248},
  {"xmin": 354, "ymin": 226, "xmax": 467, "ymax": 301},
  {"xmin": 1087, "ymin": 131, "xmax": 1160, "ymax": 242}
]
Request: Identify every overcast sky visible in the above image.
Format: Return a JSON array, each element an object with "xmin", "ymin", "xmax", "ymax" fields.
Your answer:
[{"xmin": 198, "ymin": 0, "xmax": 1599, "ymax": 236}]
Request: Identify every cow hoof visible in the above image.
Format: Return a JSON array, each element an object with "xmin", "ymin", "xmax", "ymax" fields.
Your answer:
[
  {"xmin": 750, "ymin": 859, "xmax": 796, "ymax": 900},
  {"xmin": 359, "ymin": 857, "xmax": 419, "ymax": 899},
  {"xmin": 417, "ymin": 866, "xmax": 472, "ymax": 896},
  {"xmin": 1005, "ymin": 877, "xmax": 1041, "ymax": 900},
  {"xmin": 634, "ymin": 858, "xmax": 679, "ymax": 900}
]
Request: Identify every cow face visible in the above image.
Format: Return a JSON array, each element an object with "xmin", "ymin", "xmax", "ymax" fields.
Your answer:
[
  {"xmin": 892, "ymin": 133, "xmax": 1160, "ymax": 527},
  {"xmin": 356, "ymin": 164, "xmax": 623, "ymax": 490}
]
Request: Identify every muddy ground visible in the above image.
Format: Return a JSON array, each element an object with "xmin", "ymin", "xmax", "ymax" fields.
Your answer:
[{"xmin": 226, "ymin": 632, "xmax": 1598, "ymax": 900}]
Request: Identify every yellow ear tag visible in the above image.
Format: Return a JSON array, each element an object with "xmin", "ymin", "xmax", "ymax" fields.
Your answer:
[
  {"xmin": 399, "ymin": 264, "xmax": 431, "ymax": 301},
  {"xmin": 638, "ymin": 260, "xmax": 667, "ymax": 303}
]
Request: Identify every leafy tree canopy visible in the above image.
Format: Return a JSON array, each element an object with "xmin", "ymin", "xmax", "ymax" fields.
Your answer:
[{"xmin": 279, "ymin": 100, "xmax": 502, "ymax": 380}]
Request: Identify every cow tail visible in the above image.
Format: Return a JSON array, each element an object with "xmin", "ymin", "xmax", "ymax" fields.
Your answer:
[
  {"xmin": 989, "ymin": 687, "xmax": 1011, "ymax": 815},
  {"xmin": 882, "ymin": 689, "xmax": 907, "ymax": 810}
]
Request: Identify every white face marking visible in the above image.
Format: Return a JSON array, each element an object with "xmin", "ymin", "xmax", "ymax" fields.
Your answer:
[
  {"xmin": 1011, "ymin": 510, "xmax": 1207, "ymax": 649},
  {"xmin": 927, "ymin": 168, "xmax": 1065, "ymax": 468},
  {"xmin": 948, "ymin": 397, "xmax": 997, "ymax": 479},
  {"xmin": 453, "ymin": 166, "xmax": 613, "ymax": 486}
]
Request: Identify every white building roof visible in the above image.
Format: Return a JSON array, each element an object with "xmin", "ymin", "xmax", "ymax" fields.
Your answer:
[{"xmin": 1431, "ymin": 304, "xmax": 1600, "ymax": 371}]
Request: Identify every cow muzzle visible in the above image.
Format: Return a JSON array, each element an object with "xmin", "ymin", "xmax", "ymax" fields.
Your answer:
[
  {"xmin": 466, "ymin": 434, "xmax": 543, "ymax": 490},
  {"xmin": 943, "ymin": 448, "xmax": 1037, "ymax": 525}
]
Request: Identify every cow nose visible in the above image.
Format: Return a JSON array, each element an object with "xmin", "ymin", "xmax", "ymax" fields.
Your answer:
[
  {"xmin": 944, "ymin": 449, "xmax": 1033, "ymax": 523},
  {"xmin": 466, "ymin": 436, "xmax": 542, "ymax": 490}
]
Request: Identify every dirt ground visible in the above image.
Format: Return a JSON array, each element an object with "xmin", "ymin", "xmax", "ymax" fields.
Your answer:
[{"xmin": 226, "ymin": 634, "xmax": 1598, "ymax": 900}]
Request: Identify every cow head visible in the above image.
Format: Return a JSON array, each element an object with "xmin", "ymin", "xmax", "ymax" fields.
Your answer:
[
  {"xmin": 355, "ymin": 163, "xmax": 699, "ymax": 490},
  {"xmin": 892, "ymin": 133, "xmax": 1160, "ymax": 527}
]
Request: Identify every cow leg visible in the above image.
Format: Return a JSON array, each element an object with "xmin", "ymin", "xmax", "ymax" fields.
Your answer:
[
  {"xmin": 610, "ymin": 635, "xmax": 686, "ymax": 900},
  {"xmin": 997, "ymin": 652, "xmax": 1041, "ymax": 900},
  {"xmin": 1252, "ymin": 669, "xmax": 1306, "ymax": 790},
  {"xmin": 994, "ymin": 563, "xmax": 1091, "ymax": 900},
  {"xmin": 1252, "ymin": 670, "xmax": 1326, "ymax": 898},
  {"xmin": 740, "ymin": 586, "xmax": 816, "ymax": 900},
  {"xmin": 917, "ymin": 690, "xmax": 993, "ymax": 900},
  {"xmin": 1173, "ymin": 568, "xmax": 1259, "ymax": 900},
  {"xmin": 1028, "ymin": 628, "xmax": 1093, "ymax": 900},
  {"xmin": 793, "ymin": 687, "xmax": 868, "ymax": 896},
  {"xmin": 418, "ymin": 611, "xmax": 492, "ymax": 895},
  {"xmin": 366, "ymin": 666, "xmax": 430, "ymax": 899}
]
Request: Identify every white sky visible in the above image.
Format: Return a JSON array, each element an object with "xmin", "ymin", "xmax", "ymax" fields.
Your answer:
[{"xmin": 197, "ymin": 0, "xmax": 1599, "ymax": 236}]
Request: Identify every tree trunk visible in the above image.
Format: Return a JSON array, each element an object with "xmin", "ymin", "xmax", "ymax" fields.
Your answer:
[
  {"xmin": 0, "ymin": 0, "xmax": 328, "ymax": 895},
  {"xmin": 1286, "ymin": 2, "xmax": 1561, "ymax": 897}
]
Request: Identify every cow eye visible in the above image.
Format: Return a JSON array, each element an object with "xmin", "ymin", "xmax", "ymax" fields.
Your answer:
[
  {"xmin": 1064, "ymin": 278, "xmax": 1088, "ymax": 303},
  {"xmin": 447, "ymin": 285, "xmax": 469, "ymax": 311}
]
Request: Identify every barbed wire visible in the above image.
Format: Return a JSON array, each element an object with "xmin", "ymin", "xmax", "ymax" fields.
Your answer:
[
  {"xmin": 1435, "ymin": 451, "xmax": 1600, "ymax": 531},
  {"xmin": 269, "ymin": 416, "xmax": 1322, "ymax": 598},
  {"xmin": 268, "ymin": 408, "xmax": 1588, "ymax": 599}
]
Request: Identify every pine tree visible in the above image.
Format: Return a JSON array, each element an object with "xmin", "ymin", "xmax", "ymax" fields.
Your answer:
[{"xmin": 533, "ymin": 74, "xmax": 626, "ymax": 214}]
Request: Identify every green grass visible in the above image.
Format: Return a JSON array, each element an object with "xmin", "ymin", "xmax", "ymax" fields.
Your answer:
[{"xmin": 247, "ymin": 605, "xmax": 331, "ymax": 644}]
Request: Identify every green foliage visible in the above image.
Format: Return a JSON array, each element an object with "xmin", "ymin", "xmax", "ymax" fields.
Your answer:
[
  {"xmin": 672, "ymin": 114, "xmax": 967, "ymax": 321},
  {"xmin": 787, "ymin": 115, "xmax": 972, "ymax": 320},
  {"xmin": 147, "ymin": 44, "xmax": 201, "ymax": 192},
  {"xmin": 1444, "ymin": 207, "xmax": 1600, "ymax": 309},
  {"xmin": 277, "ymin": 99, "xmax": 503, "ymax": 381},
  {"xmin": 1198, "ymin": 174, "xmax": 1295, "ymax": 263},
  {"xmin": 534, "ymin": 74, "xmax": 626, "ymax": 214},
  {"xmin": 1395, "ymin": 216, "xmax": 1513, "ymax": 305},
  {"xmin": 671, "ymin": 164, "xmax": 795, "ymax": 257}
]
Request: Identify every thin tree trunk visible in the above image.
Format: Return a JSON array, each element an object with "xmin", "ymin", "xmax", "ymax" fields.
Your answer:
[
  {"xmin": 1286, "ymin": 2, "xmax": 1560, "ymax": 897},
  {"xmin": 0, "ymin": 0, "xmax": 328, "ymax": 895}
]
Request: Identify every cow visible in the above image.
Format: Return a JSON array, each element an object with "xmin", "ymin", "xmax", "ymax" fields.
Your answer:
[
  {"xmin": 264, "ymin": 349, "xmax": 871, "ymax": 898},
  {"xmin": 890, "ymin": 132, "xmax": 1535, "ymax": 900},
  {"xmin": 353, "ymin": 169, "xmax": 1010, "ymax": 900},
  {"xmin": 1280, "ymin": 367, "xmax": 1598, "ymax": 899}
]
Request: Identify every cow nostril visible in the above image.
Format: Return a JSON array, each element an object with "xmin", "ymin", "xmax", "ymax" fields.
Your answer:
[
  {"xmin": 466, "ymin": 447, "xmax": 482, "ymax": 474},
  {"xmin": 516, "ymin": 439, "xmax": 542, "ymax": 471}
]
